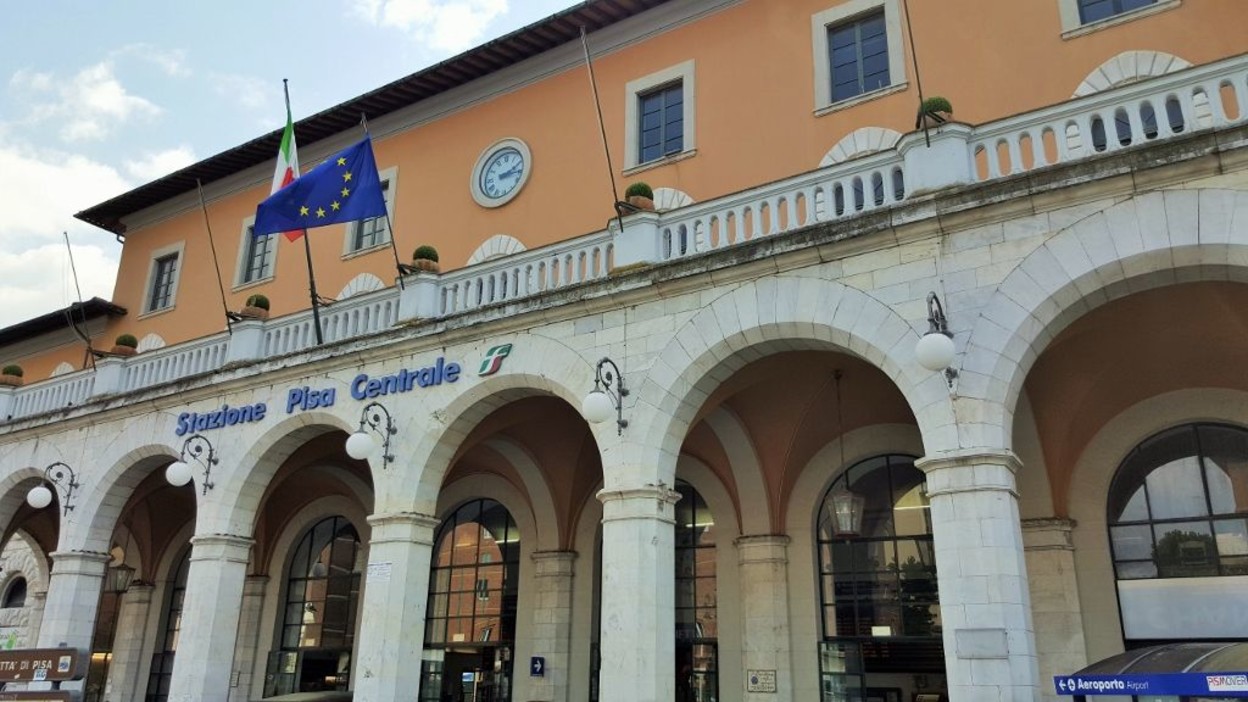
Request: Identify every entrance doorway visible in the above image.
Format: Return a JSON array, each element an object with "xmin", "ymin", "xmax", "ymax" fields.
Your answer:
[{"xmin": 430, "ymin": 646, "xmax": 514, "ymax": 702}]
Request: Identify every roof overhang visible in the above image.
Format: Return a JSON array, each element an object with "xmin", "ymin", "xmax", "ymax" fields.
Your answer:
[{"xmin": 0, "ymin": 298, "xmax": 127, "ymax": 347}]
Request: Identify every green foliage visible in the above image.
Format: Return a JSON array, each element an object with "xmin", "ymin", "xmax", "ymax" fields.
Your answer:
[
  {"xmin": 625, "ymin": 181, "xmax": 654, "ymax": 199},
  {"xmin": 1, "ymin": 365, "xmax": 22, "ymax": 377},
  {"xmin": 244, "ymin": 293, "xmax": 270, "ymax": 310},
  {"xmin": 114, "ymin": 334, "xmax": 139, "ymax": 348},
  {"xmin": 1153, "ymin": 529, "xmax": 1219, "ymax": 578},
  {"xmin": 413, "ymin": 245, "xmax": 439, "ymax": 262},
  {"xmin": 920, "ymin": 96, "xmax": 953, "ymax": 114}
]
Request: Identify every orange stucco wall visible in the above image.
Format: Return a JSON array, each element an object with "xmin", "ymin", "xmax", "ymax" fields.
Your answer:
[{"xmin": 93, "ymin": 0, "xmax": 1245, "ymax": 352}]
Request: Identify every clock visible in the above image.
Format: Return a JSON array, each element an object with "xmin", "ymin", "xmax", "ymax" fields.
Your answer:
[{"xmin": 471, "ymin": 138, "xmax": 532, "ymax": 208}]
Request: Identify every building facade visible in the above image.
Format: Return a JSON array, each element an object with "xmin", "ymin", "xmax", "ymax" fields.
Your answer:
[{"xmin": 1, "ymin": 1, "xmax": 1247, "ymax": 701}]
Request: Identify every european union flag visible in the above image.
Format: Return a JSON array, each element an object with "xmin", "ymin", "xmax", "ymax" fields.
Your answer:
[{"xmin": 253, "ymin": 136, "xmax": 388, "ymax": 237}]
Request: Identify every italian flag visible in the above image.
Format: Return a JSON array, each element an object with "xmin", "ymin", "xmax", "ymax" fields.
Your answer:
[{"xmin": 271, "ymin": 97, "xmax": 302, "ymax": 241}]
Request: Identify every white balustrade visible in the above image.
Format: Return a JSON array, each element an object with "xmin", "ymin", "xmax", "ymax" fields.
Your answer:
[
  {"xmin": 122, "ymin": 335, "xmax": 230, "ymax": 392},
  {"xmin": 262, "ymin": 287, "xmax": 400, "ymax": 357},
  {"xmin": 7, "ymin": 370, "xmax": 95, "ymax": 420}
]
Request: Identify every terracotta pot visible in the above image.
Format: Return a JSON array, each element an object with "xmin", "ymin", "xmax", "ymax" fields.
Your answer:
[
  {"xmin": 110, "ymin": 345, "xmax": 138, "ymax": 356},
  {"xmin": 919, "ymin": 111, "xmax": 952, "ymax": 129},
  {"xmin": 413, "ymin": 258, "xmax": 440, "ymax": 273},
  {"xmin": 627, "ymin": 195, "xmax": 655, "ymax": 211},
  {"xmin": 0, "ymin": 374, "xmax": 23, "ymax": 387},
  {"xmin": 238, "ymin": 305, "xmax": 270, "ymax": 320}
]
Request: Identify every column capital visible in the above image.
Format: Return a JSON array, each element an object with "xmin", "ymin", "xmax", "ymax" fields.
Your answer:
[
  {"xmin": 915, "ymin": 449, "xmax": 1020, "ymax": 498},
  {"xmin": 597, "ymin": 485, "xmax": 681, "ymax": 524},
  {"xmin": 735, "ymin": 534, "xmax": 790, "ymax": 565},
  {"xmin": 120, "ymin": 582, "xmax": 155, "ymax": 604},
  {"xmin": 188, "ymin": 533, "xmax": 254, "ymax": 564},
  {"xmin": 367, "ymin": 511, "xmax": 440, "ymax": 545},
  {"xmin": 1021, "ymin": 517, "xmax": 1077, "ymax": 552},
  {"xmin": 48, "ymin": 551, "xmax": 110, "ymax": 576},
  {"xmin": 532, "ymin": 550, "xmax": 577, "ymax": 577},
  {"xmin": 915, "ymin": 448, "xmax": 1021, "ymax": 473}
]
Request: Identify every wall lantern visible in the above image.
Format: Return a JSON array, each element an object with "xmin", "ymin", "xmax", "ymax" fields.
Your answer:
[
  {"xmin": 582, "ymin": 357, "xmax": 628, "ymax": 435},
  {"xmin": 26, "ymin": 462, "xmax": 79, "ymax": 515},
  {"xmin": 166, "ymin": 434, "xmax": 218, "ymax": 494},
  {"xmin": 826, "ymin": 489, "xmax": 867, "ymax": 537},
  {"xmin": 346, "ymin": 401, "xmax": 397, "ymax": 466},
  {"xmin": 916, "ymin": 292, "xmax": 958, "ymax": 386},
  {"xmin": 108, "ymin": 561, "xmax": 136, "ymax": 594}
]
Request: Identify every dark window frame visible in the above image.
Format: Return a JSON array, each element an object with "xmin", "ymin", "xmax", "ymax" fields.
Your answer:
[
  {"xmin": 148, "ymin": 253, "xmax": 179, "ymax": 312},
  {"xmin": 675, "ymin": 479, "xmax": 718, "ymax": 702},
  {"xmin": 1076, "ymin": 0, "xmax": 1159, "ymax": 25},
  {"xmin": 827, "ymin": 9, "xmax": 892, "ymax": 104},
  {"xmin": 350, "ymin": 179, "xmax": 391, "ymax": 252},
  {"xmin": 145, "ymin": 547, "xmax": 191, "ymax": 702},
  {"xmin": 241, "ymin": 225, "xmax": 276, "ymax": 284},
  {"xmin": 638, "ymin": 82, "xmax": 685, "ymax": 165}
]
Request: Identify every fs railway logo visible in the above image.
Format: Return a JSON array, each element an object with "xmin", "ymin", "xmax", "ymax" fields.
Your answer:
[{"xmin": 478, "ymin": 344, "xmax": 513, "ymax": 376}]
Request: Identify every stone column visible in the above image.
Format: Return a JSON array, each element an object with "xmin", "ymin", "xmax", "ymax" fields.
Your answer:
[
  {"xmin": 26, "ymin": 589, "xmax": 47, "ymax": 648},
  {"xmin": 736, "ymin": 535, "xmax": 793, "ymax": 702},
  {"xmin": 528, "ymin": 551, "xmax": 577, "ymax": 702},
  {"xmin": 597, "ymin": 485, "xmax": 679, "ymax": 702},
  {"xmin": 34, "ymin": 551, "xmax": 109, "ymax": 695},
  {"xmin": 167, "ymin": 534, "xmax": 253, "ymax": 702},
  {"xmin": 352, "ymin": 512, "xmax": 439, "ymax": 702},
  {"xmin": 1022, "ymin": 518, "xmax": 1087, "ymax": 702},
  {"xmin": 915, "ymin": 450, "xmax": 1038, "ymax": 702},
  {"xmin": 103, "ymin": 582, "xmax": 155, "ymax": 702},
  {"xmin": 229, "ymin": 575, "xmax": 269, "ymax": 701}
]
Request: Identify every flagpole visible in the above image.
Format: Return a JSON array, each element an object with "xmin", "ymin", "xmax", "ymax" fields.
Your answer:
[
  {"xmin": 196, "ymin": 179, "xmax": 235, "ymax": 333},
  {"xmin": 301, "ymin": 228, "xmax": 325, "ymax": 345},
  {"xmin": 360, "ymin": 113, "xmax": 408, "ymax": 286}
]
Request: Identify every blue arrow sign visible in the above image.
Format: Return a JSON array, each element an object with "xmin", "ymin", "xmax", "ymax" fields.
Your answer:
[
  {"xmin": 530, "ymin": 656, "xmax": 545, "ymax": 678},
  {"xmin": 1056, "ymin": 673, "xmax": 1248, "ymax": 697}
]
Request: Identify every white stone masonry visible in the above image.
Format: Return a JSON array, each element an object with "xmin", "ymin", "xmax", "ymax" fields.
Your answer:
[
  {"xmin": 230, "ymin": 575, "xmax": 269, "ymax": 701},
  {"xmin": 103, "ymin": 583, "xmax": 154, "ymax": 702},
  {"xmin": 35, "ymin": 551, "xmax": 108, "ymax": 695},
  {"xmin": 528, "ymin": 551, "xmax": 577, "ymax": 702},
  {"xmin": 736, "ymin": 535, "xmax": 793, "ymax": 702}
]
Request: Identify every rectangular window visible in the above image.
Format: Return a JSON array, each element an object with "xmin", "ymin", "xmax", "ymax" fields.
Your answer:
[
  {"xmin": 350, "ymin": 179, "xmax": 390, "ymax": 253},
  {"xmin": 828, "ymin": 10, "xmax": 891, "ymax": 103},
  {"xmin": 148, "ymin": 253, "xmax": 179, "ymax": 312},
  {"xmin": 1077, "ymin": 0, "xmax": 1157, "ymax": 24},
  {"xmin": 638, "ymin": 83, "xmax": 684, "ymax": 165},
  {"xmin": 241, "ymin": 226, "xmax": 276, "ymax": 284}
]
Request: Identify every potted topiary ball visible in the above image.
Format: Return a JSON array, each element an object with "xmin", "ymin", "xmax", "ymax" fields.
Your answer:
[
  {"xmin": 412, "ymin": 245, "xmax": 440, "ymax": 273},
  {"xmin": 111, "ymin": 334, "xmax": 139, "ymax": 356},
  {"xmin": 625, "ymin": 182, "xmax": 655, "ymax": 211},
  {"xmin": 0, "ymin": 365, "xmax": 23, "ymax": 387},
  {"xmin": 240, "ymin": 293, "xmax": 271, "ymax": 320},
  {"xmin": 916, "ymin": 96, "xmax": 953, "ymax": 130}
]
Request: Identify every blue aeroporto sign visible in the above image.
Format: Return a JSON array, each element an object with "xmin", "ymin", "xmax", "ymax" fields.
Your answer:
[{"xmin": 1056, "ymin": 673, "xmax": 1248, "ymax": 697}]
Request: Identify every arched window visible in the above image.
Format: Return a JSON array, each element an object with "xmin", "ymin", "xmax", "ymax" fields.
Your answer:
[
  {"xmin": 146, "ymin": 547, "xmax": 190, "ymax": 702},
  {"xmin": 264, "ymin": 516, "xmax": 363, "ymax": 697},
  {"xmin": 1108, "ymin": 424, "xmax": 1248, "ymax": 643},
  {"xmin": 675, "ymin": 480, "xmax": 717, "ymax": 702},
  {"xmin": 420, "ymin": 499, "xmax": 520, "ymax": 702},
  {"xmin": 1, "ymin": 577, "xmax": 26, "ymax": 609},
  {"xmin": 816, "ymin": 454, "xmax": 945, "ymax": 701}
]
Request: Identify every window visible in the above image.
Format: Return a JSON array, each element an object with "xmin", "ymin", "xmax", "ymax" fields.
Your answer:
[
  {"xmin": 624, "ymin": 61, "xmax": 696, "ymax": 171},
  {"xmin": 639, "ymin": 83, "xmax": 684, "ymax": 165},
  {"xmin": 147, "ymin": 253, "xmax": 179, "ymax": 312},
  {"xmin": 816, "ymin": 455, "xmax": 946, "ymax": 700},
  {"xmin": 812, "ymin": 1, "xmax": 905, "ymax": 112},
  {"xmin": 420, "ymin": 499, "xmax": 519, "ymax": 702},
  {"xmin": 674, "ymin": 480, "xmax": 718, "ymax": 702},
  {"xmin": 349, "ymin": 179, "xmax": 391, "ymax": 253},
  {"xmin": 263, "ymin": 517, "xmax": 362, "ymax": 698},
  {"xmin": 145, "ymin": 548, "xmax": 190, "ymax": 702},
  {"xmin": 1077, "ymin": 0, "xmax": 1157, "ymax": 24},
  {"xmin": 1, "ymin": 577, "xmax": 26, "ymax": 609},
  {"xmin": 239, "ymin": 224, "xmax": 276, "ymax": 285}
]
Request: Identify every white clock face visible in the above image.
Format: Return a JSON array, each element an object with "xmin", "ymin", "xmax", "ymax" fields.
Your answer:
[
  {"xmin": 480, "ymin": 147, "xmax": 525, "ymax": 200},
  {"xmin": 471, "ymin": 138, "xmax": 532, "ymax": 208}
]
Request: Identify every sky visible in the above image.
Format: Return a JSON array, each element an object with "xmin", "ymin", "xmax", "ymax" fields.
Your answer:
[{"xmin": 0, "ymin": 0, "xmax": 579, "ymax": 329}]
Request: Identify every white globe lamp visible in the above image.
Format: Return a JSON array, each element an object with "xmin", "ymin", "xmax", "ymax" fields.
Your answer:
[
  {"xmin": 165, "ymin": 460, "xmax": 193, "ymax": 487},
  {"xmin": 915, "ymin": 331, "xmax": 955, "ymax": 372},
  {"xmin": 345, "ymin": 431, "xmax": 377, "ymax": 460},
  {"xmin": 581, "ymin": 389, "xmax": 615, "ymax": 425},
  {"xmin": 26, "ymin": 484, "xmax": 53, "ymax": 510}
]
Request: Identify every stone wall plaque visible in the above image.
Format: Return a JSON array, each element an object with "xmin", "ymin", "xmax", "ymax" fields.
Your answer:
[{"xmin": 747, "ymin": 669, "xmax": 777, "ymax": 693}]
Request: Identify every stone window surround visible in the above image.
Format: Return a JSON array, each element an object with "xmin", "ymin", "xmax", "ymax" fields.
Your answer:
[
  {"xmin": 624, "ymin": 59, "xmax": 697, "ymax": 171},
  {"xmin": 233, "ymin": 215, "xmax": 277, "ymax": 291},
  {"xmin": 811, "ymin": 0, "xmax": 907, "ymax": 113},
  {"xmin": 140, "ymin": 240, "xmax": 186, "ymax": 317},
  {"xmin": 342, "ymin": 166, "xmax": 399, "ymax": 258},
  {"xmin": 1057, "ymin": 0, "xmax": 1181, "ymax": 39}
]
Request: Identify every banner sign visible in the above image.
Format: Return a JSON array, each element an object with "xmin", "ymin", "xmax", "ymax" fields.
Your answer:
[
  {"xmin": 1055, "ymin": 673, "xmax": 1248, "ymax": 697},
  {"xmin": 0, "ymin": 648, "xmax": 86, "ymax": 682}
]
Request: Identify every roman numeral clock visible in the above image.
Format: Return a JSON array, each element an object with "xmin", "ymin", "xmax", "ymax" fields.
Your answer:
[{"xmin": 471, "ymin": 137, "xmax": 533, "ymax": 208}]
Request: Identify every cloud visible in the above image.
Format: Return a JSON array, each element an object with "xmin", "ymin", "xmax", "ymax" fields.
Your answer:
[
  {"xmin": 209, "ymin": 72, "xmax": 269, "ymax": 111},
  {"xmin": 9, "ymin": 60, "xmax": 162, "ymax": 143},
  {"xmin": 352, "ymin": 0, "xmax": 510, "ymax": 52},
  {"xmin": 0, "ymin": 243, "xmax": 119, "ymax": 329},
  {"xmin": 123, "ymin": 146, "xmax": 196, "ymax": 183},
  {"xmin": 113, "ymin": 43, "xmax": 191, "ymax": 77}
]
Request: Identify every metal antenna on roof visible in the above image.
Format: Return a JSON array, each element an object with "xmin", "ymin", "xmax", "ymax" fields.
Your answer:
[
  {"xmin": 61, "ymin": 232, "xmax": 97, "ymax": 369},
  {"xmin": 196, "ymin": 179, "xmax": 236, "ymax": 334},
  {"xmin": 902, "ymin": 0, "xmax": 932, "ymax": 147},
  {"xmin": 579, "ymin": 26, "xmax": 626, "ymax": 236},
  {"xmin": 360, "ymin": 112, "xmax": 407, "ymax": 289}
]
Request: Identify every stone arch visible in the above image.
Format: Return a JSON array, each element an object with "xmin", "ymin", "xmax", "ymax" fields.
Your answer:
[
  {"xmin": 50, "ymin": 362, "xmax": 74, "ymax": 378},
  {"xmin": 700, "ymin": 406, "xmax": 767, "ymax": 535},
  {"xmin": 0, "ymin": 466, "xmax": 51, "ymax": 549},
  {"xmin": 474, "ymin": 437, "xmax": 560, "ymax": 551},
  {"xmin": 819, "ymin": 127, "xmax": 903, "ymax": 167},
  {"xmin": 653, "ymin": 187, "xmax": 695, "ymax": 212},
  {"xmin": 60, "ymin": 444, "xmax": 178, "ymax": 554},
  {"xmin": 467, "ymin": 234, "xmax": 526, "ymax": 265},
  {"xmin": 1065, "ymin": 388, "xmax": 1248, "ymax": 663},
  {"xmin": 208, "ymin": 412, "xmax": 357, "ymax": 537},
  {"xmin": 634, "ymin": 276, "xmax": 956, "ymax": 488},
  {"xmin": 137, "ymin": 333, "xmax": 166, "ymax": 352},
  {"xmin": 959, "ymin": 189, "xmax": 1248, "ymax": 449},
  {"xmin": 404, "ymin": 337, "xmax": 597, "ymax": 516},
  {"xmin": 1072, "ymin": 50, "xmax": 1192, "ymax": 97},
  {"xmin": 337, "ymin": 273, "xmax": 385, "ymax": 299}
]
